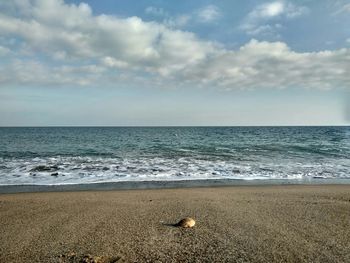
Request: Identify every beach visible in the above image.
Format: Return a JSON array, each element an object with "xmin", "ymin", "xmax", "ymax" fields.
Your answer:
[{"xmin": 1, "ymin": 185, "xmax": 350, "ymax": 262}]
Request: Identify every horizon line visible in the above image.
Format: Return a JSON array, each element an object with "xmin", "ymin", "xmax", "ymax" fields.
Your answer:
[{"xmin": 0, "ymin": 125, "xmax": 349, "ymax": 128}]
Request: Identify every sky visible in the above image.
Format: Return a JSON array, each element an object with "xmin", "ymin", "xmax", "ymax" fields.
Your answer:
[{"xmin": 0, "ymin": 0, "xmax": 349, "ymax": 126}]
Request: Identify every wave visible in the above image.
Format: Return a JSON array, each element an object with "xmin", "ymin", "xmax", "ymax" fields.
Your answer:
[{"xmin": 0, "ymin": 155, "xmax": 349, "ymax": 185}]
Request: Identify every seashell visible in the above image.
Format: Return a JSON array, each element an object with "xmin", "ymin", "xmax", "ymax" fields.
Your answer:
[{"xmin": 176, "ymin": 217, "xmax": 196, "ymax": 228}]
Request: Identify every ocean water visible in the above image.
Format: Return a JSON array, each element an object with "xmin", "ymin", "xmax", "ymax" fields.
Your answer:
[{"xmin": 0, "ymin": 127, "xmax": 349, "ymax": 185}]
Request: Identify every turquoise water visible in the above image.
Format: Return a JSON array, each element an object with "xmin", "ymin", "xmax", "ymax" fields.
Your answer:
[{"xmin": 0, "ymin": 127, "xmax": 349, "ymax": 185}]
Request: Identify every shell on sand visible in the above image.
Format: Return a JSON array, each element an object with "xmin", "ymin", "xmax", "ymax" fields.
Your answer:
[{"xmin": 177, "ymin": 217, "xmax": 196, "ymax": 228}]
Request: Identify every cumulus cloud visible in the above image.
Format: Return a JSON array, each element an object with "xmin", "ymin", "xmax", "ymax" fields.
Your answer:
[
  {"xmin": 0, "ymin": 45, "xmax": 10, "ymax": 56},
  {"xmin": 145, "ymin": 6, "xmax": 167, "ymax": 17},
  {"xmin": 181, "ymin": 39, "xmax": 350, "ymax": 90},
  {"xmin": 333, "ymin": 3, "xmax": 350, "ymax": 15},
  {"xmin": 0, "ymin": 1, "xmax": 216, "ymax": 72},
  {"xmin": 342, "ymin": 3, "xmax": 350, "ymax": 12},
  {"xmin": 0, "ymin": 59, "xmax": 106, "ymax": 86},
  {"xmin": 166, "ymin": 15, "xmax": 191, "ymax": 27},
  {"xmin": 240, "ymin": 1, "xmax": 308, "ymax": 36},
  {"xmin": 0, "ymin": 0, "xmax": 349, "ymax": 91},
  {"xmin": 144, "ymin": 5, "xmax": 220, "ymax": 27},
  {"xmin": 345, "ymin": 96, "xmax": 350, "ymax": 122},
  {"xmin": 196, "ymin": 5, "xmax": 221, "ymax": 23},
  {"xmin": 144, "ymin": 6, "xmax": 189, "ymax": 28}
]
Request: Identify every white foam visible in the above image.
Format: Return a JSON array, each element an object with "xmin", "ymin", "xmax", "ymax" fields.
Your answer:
[{"xmin": 0, "ymin": 155, "xmax": 349, "ymax": 185}]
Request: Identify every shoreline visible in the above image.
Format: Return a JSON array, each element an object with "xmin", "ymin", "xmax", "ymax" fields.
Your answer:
[
  {"xmin": 1, "ymin": 178, "xmax": 350, "ymax": 194},
  {"xmin": 1, "ymin": 184, "xmax": 349, "ymax": 262}
]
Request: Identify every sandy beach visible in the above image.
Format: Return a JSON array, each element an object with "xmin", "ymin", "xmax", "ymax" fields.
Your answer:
[{"xmin": 1, "ymin": 185, "xmax": 350, "ymax": 262}]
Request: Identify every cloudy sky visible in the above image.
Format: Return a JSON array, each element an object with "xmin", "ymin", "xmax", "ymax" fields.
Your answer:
[{"xmin": 0, "ymin": 0, "xmax": 349, "ymax": 126}]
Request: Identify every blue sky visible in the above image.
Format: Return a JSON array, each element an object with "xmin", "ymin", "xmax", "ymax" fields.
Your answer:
[{"xmin": 0, "ymin": 0, "xmax": 349, "ymax": 126}]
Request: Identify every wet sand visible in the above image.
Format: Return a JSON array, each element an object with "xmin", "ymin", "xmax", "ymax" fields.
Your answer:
[{"xmin": 1, "ymin": 185, "xmax": 350, "ymax": 262}]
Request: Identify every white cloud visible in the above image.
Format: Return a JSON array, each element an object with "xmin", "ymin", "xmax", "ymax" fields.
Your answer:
[
  {"xmin": 256, "ymin": 2, "xmax": 285, "ymax": 17},
  {"xmin": 333, "ymin": 3, "xmax": 350, "ymax": 15},
  {"xmin": 342, "ymin": 3, "xmax": 350, "ymax": 12},
  {"xmin": 101, "ymin": 56, "xmax": 130, "ymax": 69},
  {"xmin": 145, "ymin": 6, "xmax": 167, "ymax": 17},
  {"xmin": 196, "ymin": 5, "xmax": 221, "ymax": 23},
  {"xmin": 0, "ymin": 59, "xmax": 105, "ymax": 86},
  {"xmin": 241, "ymin": 1, "xmax": 308, "ymax": 36},
  {"xmin": 0, "ymin": 45, "xmax": 10, "ymax": 56},
  {"xmin": 0, "ymin": 0, "xmax": 349, "ymax": 91},
  {"xmin": 145, "ymin": 5, "xmax": 220, "ymax": 27},
  {"xmin": 144, "ymin": 6, "xmax": 190, "ymax": 28},
  {"xmin": 250, "ymin": 1, "xmax": 307, "ymax": 19},
  {"xmin": 181, "ymin": 39, "xmax": 350, "ymax": 90},
  {"xmin": 0, "ymin": 2, "xmax": 216, "ymax": 70},
  {"xmin": 164, "ymin": 15, "xmax": 191, "ymax": 28}
]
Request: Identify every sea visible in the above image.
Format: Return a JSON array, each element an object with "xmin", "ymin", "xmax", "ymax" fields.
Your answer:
[{"xmin": 0, "ymin": 126, "xmax": 350, "ymax": 186}]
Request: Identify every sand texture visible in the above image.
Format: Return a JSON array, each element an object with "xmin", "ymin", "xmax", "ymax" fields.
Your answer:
[{"xmin": 1, "ymin": 185, "xmax": 350, "ymax": 262}]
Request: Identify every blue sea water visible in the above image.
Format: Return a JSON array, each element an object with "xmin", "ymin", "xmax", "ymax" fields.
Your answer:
[{"xmin": 0, "ymin": 126, "xmax": 349, "ymax": 185}]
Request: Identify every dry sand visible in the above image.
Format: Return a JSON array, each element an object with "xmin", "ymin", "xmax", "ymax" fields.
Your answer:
[{"xmin": 1, "ymin": 185, "xmax": 350, "ymax": 262}]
